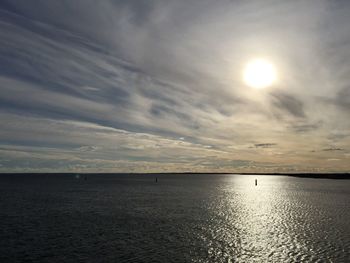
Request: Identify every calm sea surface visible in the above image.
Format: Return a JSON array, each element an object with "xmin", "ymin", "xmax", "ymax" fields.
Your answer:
[{"xmin": 0, "ymin": 174, "xmax": 349, "ymax": 262}]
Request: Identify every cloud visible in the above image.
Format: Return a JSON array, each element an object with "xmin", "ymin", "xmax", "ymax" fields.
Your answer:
[
  {"xmin": 0, "ymin": 0, "xmax": 350, "ymax": 172},
  {"xmin": 290, "ymin": 121, "xmax": 323, "ymax": 133},
  {"xmin": 270, "ymin": 91, "xmax": 305, "ymax": 118},
  {"xmin": 335, "ymin": 86, "xmax": 350, "ymax": 111},
  {"xmin": 322, "ymin": 148, "xmax": 344, "ymax": 152},
  {"xmin": 254, "ymin": 143, "xmax": 277, "ymax": 148}
]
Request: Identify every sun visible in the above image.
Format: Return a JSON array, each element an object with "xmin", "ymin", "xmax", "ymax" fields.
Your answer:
[{"xmin": 243, "ymin": 59, "xmax": 277, "ymax": 89}]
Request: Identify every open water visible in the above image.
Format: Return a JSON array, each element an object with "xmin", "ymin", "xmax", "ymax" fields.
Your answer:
[{"xmin": 0, "ymin": 174, "xmax": 349, "ymax": 262}]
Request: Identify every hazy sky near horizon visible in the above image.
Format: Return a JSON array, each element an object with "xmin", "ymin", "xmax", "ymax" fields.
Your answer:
[{"xmin": 1, "ymin": 0, "xmax": 350, "ymax": 173}]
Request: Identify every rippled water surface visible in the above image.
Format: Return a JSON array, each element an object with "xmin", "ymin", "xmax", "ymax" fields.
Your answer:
[{"xmin": 1, "ymin": 174, "xmax": 350, "ymax": 262}]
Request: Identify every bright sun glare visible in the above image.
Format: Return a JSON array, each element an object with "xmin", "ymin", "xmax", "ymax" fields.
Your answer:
[{"xmin": 243, "ymin": 59, "xmax": 277, "ymax": 89}]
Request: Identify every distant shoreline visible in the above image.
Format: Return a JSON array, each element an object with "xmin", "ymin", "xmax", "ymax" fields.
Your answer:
[{"xmin": 0, "ymin": 172, "xmax": 349, "ymax": 179}]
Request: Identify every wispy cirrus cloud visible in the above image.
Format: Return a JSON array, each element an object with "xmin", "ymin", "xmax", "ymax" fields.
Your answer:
[{"xmin": 0, "ymin": 0, "xmax": 350, "ymax": 172}]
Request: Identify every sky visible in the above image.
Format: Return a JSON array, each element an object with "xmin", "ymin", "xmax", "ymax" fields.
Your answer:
[{"xmin": 0, "ymin": 0, "xmax": 350, "ymax": 173}]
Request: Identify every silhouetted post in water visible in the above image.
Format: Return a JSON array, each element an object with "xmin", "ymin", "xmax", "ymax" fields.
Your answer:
[
  {"xmin": 255, "ymin": 179, "xmax": 257, "ymax": 186},
  {"xmin": 156, "ymin": 177, "xmax": 158, "ymax": 183}
]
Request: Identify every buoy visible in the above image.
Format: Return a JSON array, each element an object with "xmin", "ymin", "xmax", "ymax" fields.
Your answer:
[
  {"xmin": 255, "ymin": 179, "xmax": 257, "ymax": 186},
  {"xmin": 156, "ymin": 177, "xmax": 158, "ymax": 183}
]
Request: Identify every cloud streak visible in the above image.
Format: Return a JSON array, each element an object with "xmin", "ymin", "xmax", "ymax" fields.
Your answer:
[{"xmin": 0, "ymin": 0, "xmax": 350, "ymax": 172}]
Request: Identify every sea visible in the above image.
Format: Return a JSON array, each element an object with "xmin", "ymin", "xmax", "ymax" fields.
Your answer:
[{"xmin": 0, "ymin": 174, "xmax": 349, "ymax": 262}]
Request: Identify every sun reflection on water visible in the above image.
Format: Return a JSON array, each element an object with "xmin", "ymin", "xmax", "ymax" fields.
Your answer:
[
  {"xmin": 234, "ymin": 176, "xmax": 287, "ymax": 261},
  {"xmin": 197, "ymin": 175, "xmax": 327, "ymax": 262}
]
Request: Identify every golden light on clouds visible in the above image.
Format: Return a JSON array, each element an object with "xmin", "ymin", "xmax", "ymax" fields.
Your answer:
[{"xmin": 243, "ymin": 59, "xmax": 277, "ymax": 89}]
